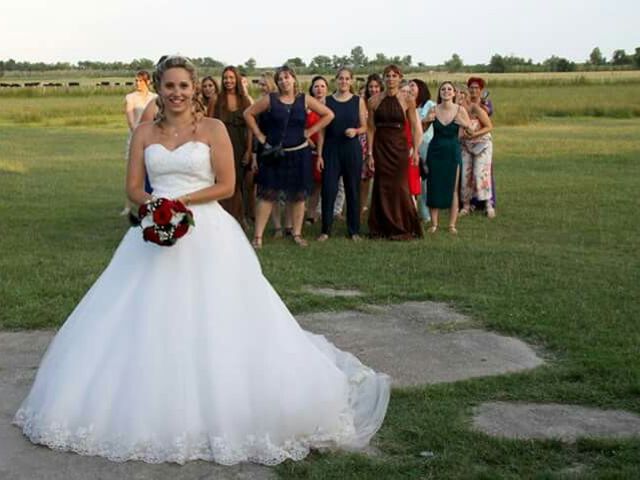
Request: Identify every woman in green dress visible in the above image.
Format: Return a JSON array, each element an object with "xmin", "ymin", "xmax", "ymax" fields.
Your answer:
[
  {"xmin": 213, "ymin": 66, "xmax": 253, "ymax": 227},
  {"xmin": 424, "ymin": 81, "xmax": 472, "ymax": 234}
]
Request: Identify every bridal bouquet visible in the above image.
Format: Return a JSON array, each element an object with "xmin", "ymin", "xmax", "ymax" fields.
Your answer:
[{"xmin": 138, "ymin": 198, "xmax": 195, "ymax": 246}]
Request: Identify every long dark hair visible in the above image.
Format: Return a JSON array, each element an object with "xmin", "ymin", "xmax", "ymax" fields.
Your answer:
[
  {"xmin": 436, "ymin": 81, "xmax": 457, "ymax": 104},
  {"xmin": 364, "ymin": 73, "xmax": 384, "ymax": 102},
  {"xmin": 410, "ymin": 79, "xmax": 431, "ymax": 108},
  {"xmin": 201, "ymin": 76, "xmax": 219, "ymax": 102},
  {"xmin": 216, "ymin": 66, "xmax": 251, "ymax": 115}
]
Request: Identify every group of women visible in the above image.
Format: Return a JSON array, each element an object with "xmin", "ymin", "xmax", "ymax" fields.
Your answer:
[
  {"xmin": 124, "ymin": 64, "xmax": 496, "ymax": 244},
  {"xmin": 18, "ymin": 56, "xmax": 391, "ymax": 466}
]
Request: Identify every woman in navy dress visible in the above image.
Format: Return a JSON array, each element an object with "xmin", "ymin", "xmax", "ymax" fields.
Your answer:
[
  {"xmin": 244, "ymin": 66, "xmax": 334, "ymax": 248},
  {"xmin": 317, "ymin": 67, "xmax": 367, "ymax": 242}
]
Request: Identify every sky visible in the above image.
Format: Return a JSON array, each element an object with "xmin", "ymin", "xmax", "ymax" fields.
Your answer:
[{"xmin": 1, "ymin": 0, "xmax": 638, "ymax": 67}]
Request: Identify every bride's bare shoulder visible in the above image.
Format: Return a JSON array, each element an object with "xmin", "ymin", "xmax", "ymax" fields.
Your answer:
[
  {"xmin": 198, "ymin": 117, "xmax": 232, "ymax": 152},
  {"xmin": 198, "ymin": 117, "xmax": 225, "ymax": 140}
]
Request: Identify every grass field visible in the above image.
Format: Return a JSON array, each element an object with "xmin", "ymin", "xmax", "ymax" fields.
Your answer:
[
  {"xmin": 4, "ymin": 68, "xmax": 640, "ymax": 85},
  {"xmin": 1, "ymin": 81, "xmax": 639, "ymax": 478},
  {"xmin": 2, "ymin": 82, "xmax": 640, "ymax": 129}
]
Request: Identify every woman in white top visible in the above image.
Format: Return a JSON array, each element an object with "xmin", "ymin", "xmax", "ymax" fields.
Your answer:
[{"xmin": 122, "ymin": 71, "xmax": 157, "ymax": 215}]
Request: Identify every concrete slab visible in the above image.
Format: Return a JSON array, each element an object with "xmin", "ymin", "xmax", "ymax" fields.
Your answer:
[
  {"xmin": 472, "ymin": 402, "xmax": 640, "ymax": 442},
  {"xmin": 297, "ymin": 302, "xmax": 544, "ymax": 387},
  {"xmin": 0, "ymin": 302, "xmax": 545, "ymax": 478}
]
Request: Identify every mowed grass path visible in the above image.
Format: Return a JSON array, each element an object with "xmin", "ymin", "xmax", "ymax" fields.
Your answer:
[{"xmin": 1, "ymin": 115, "xmax": 639, "ymax": 477}]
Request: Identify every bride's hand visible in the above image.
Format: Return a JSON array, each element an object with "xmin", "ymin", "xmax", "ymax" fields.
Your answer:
[{"xmin": 175, "ymin": 194, "xmax": 192, "ymax": 206}]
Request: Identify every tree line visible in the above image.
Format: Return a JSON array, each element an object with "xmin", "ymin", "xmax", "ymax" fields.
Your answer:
[{"xmin": 2, "ymin": 46, "xmax": 639, "ymax": 75}]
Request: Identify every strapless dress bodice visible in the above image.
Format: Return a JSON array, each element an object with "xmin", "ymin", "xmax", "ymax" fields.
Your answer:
[{"xmin": 144, "ymin": 141, "xmax": 215, "ymax": 198}]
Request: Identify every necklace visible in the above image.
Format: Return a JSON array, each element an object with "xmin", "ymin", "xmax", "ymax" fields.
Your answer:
[{"xmin": 165, "ymin": 122, "xmax": 193, "ymax": 137}]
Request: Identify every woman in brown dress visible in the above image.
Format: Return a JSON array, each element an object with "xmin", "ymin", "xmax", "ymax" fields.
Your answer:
[
  {"xmin": 366, "ymin": 65, "xmax": 422, "ymax": 239},
  {"xmin": 213, "ymin": 66, "xmax": 253, "ymax": 227}
]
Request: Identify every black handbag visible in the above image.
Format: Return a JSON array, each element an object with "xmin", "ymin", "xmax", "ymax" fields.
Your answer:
[
  {"xmin": 260, "ymin": 143, "xmax": 286, "ymax": 162},
  {"xmin": 259, "ymin": 94, "xmax": 294, "ymax": 163}
]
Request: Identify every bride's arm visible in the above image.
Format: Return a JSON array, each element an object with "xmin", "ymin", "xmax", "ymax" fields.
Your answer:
[
  {"xmin": 126, "ymin": 124, "xmax": 154, "ymax": 205},
  {"xmin": 175, "ymin": 118, "xmax": 235, "ymax": 206}
]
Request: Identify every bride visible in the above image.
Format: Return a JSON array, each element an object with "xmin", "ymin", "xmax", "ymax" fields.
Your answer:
[{"xmin": 13, "ymin": 56, "xmax": 390, "ymax": 466}]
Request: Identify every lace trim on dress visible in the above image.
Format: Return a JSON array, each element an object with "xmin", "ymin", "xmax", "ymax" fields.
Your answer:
[
  {"xmin": 13, "ymin": 408, "xmax": 356, "ymax": 466},
  {"xmin": 13, "ymin": 357, "xmax": 390, "ymax": 466},
  {"xmin": 256, "ymin": 186, "xmax": 306, "ymax": 203}
]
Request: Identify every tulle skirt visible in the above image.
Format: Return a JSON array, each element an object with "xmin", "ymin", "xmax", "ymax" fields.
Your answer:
[{"xmin": 14, "ymin": 201, "xmax": 390, "ymax": 465}]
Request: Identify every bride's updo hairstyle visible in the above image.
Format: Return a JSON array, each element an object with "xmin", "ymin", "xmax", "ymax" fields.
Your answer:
[{"xmin": 153, "ymin": 55, "xmax": 205, "ymax": 129}]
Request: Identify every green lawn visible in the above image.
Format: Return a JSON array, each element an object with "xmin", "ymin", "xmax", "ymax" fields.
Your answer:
[{"xmin": 1, "ymin": 102, "xmax": 639, "ymax": 476}]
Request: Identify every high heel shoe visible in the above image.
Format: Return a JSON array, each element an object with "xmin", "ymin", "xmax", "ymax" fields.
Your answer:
[{"xmin": 252, "ymin": 236, "xmax": 263, "ymax": 249}]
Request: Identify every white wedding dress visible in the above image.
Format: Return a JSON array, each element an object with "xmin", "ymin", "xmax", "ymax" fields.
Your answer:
[{"xmin": 13, "ymin": 141, "xmax": 390, "ymax": 466}]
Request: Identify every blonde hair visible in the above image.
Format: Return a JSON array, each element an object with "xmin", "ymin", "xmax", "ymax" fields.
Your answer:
[
  {"xmin": 261, "ymin": 72, "xmax": 277, "ymax": 93},
  {"xmin": 153, "ymin": 56, "xmax": 205, "ymax": 130}
]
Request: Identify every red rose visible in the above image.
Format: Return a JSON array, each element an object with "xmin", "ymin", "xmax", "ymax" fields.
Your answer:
[
  {"xmin": 153, "ymin": 201, "xmax": 174, "ymax": 226},
  {"xmin": 173, "ymin": 200, "xmax": 187, "ymax": 213},
  {"xmin": 138, "ymin": 203, "xmax": 149, "ymax": 219},
  {"xmin": 174, "ymin": 223, "xmax": 189, "ymax": 239},
  {"xmin": 143, "ymin": 226, "xmax": 160, "ymax": 244}
]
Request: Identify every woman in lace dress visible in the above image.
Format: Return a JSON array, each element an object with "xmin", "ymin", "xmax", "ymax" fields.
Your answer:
[{"xmin": 14, "ymin": 55, "xmax": 390, "ymax": 466}]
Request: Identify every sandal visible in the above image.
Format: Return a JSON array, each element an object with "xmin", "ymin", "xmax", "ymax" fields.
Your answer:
[
  {"xmin": 448, "ymin": 225, "xmax": 458, "ymax": 235},
  {"xmin": 459, "ymin": 207, "xmax": 470, "ymax": 216},
  {"xmin": 427, "ymin": 224, "xmax": 439, "ymax": 234},
  {"xmin": 317, "ymin": 234, "xmax": 329, "ymax": 242},
  {"xmin": 252, "ymin": 236, "xmax": 263, "ymax": 249},
  {"xmin": 284, "ymin": 228, "xmax": 293, "ymax": 238},
  {"xmin": 486, "ymin": 207, "xmax": 496, "ymax": 219},
  {"xmin": 273, "ymin": 228, "xmax": 283, "ymax": 239},
  {"xmin": 292, "ymin": 234, "xmax": 308, "ymax": 247}
]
